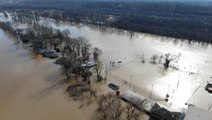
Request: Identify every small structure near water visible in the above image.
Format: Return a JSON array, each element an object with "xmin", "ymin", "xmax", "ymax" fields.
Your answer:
[
  {"xmin": 82, "ymin": 61, "xmax": 97, "ymax": 68},
  {"xmin": 39, "ymin": 49, "xmax": 58, "ymax": 58},
  {"xmin": 150, "ymin": 103, "xmax": 185, "ymax": 120},
  {"xmin": 121, "ymin": 90, "xmax": 185, "ymax": 120},
  {"xmin": 108, "ymin": 83, "xmax": 119, "ymax": 91},
  {"xmin": 205, "ymin": 83, "xmax": 212, "ymax": 93},
  {"xmin": 121, "ymin": 90, "xmax": 155, "ymax": 112}
]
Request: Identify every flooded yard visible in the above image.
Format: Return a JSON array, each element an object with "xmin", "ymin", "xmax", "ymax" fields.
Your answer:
[
  {"xmin": 1, "ymin": 13, "xmax": 212, "ymax": 120},
  {"xmin": 0, "ymin": 29, "xmax": 95, "ymax": 120},
  {"xmin": 48, "ymin": 20, "xmax": 212, "ymax": 111}
]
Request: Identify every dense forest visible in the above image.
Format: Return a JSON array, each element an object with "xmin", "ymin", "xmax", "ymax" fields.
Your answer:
[{"xmin": 1, "ymin": 0, "xmax": 212, "ymax": 42}]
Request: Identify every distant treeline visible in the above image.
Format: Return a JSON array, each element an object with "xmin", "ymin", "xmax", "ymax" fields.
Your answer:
[{"xmin": 2, "ymin": 0, "xmax": 212, "ymax": 42}]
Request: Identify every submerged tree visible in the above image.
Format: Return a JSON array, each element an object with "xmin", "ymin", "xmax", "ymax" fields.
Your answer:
[
  {"xmin": 150, "ymin": 54, "xmax": 158, "ymax": 64},
  {"xmin": 125, "ymin": 104, "xmax": 141, "ymax": 120},
  {"xmin": 163, "ymin": 53, "xmax": 172, "ymax": 69},
  {"xmin": 93, "ymin": 61, "xmax": 103, "ymax": 82},
  {"xmin": 93, "ymin": 47, "xmax": 103, "ymax": 61},
  {"xmin": 96, "ymin": 93, "xmax": 123, "ymax": 120}
]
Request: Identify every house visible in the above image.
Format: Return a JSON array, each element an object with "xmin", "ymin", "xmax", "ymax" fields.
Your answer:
[
  {"xmin": 121, "ymin": 90, "xmax": 185, "ymax": 120},
  {"xmin": 150, "ymin": 104, "xmax": 185, "ymax": 120}
]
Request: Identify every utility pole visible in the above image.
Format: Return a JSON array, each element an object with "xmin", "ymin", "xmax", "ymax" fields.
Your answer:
[
  {"xmin": 105, "ymin": 64, "xmax": 108, "ymax": 81},
  {"xmin": 130, "ymin": 74, "xmax": 132, "ymax": 88},
  {"xmin": 208, "ymin": 103, "xmax": 212, "ymax": 111},
  {"xmin": 151, "ymin": 83, "xmax": 154, "ymax": 99}
]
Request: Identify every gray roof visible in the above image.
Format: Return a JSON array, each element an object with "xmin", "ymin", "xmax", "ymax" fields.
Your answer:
[{"xmin": 121, "ymin": 90, "xmax": 154, "ymax": 112}]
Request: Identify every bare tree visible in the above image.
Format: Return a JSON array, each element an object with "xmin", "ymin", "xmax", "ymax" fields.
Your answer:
[
  {"xmin": 93, "ymin": 47, "xmax": 103, "ymax": 61},
  {"xmin": 125, "ymin": 104, "xmax": 141, "ymax": 120},
  {"xmin": 164, "ymin": 53, "xmax": 172, "ymax": 68},
  {"xmin": 96, "ymin": 93, "xmax": 123, "ymax": 120},
  {"xmin": 81, "ymin": 38, "xmax": 91, "ymax": 62},
  {"xmin": 93, "ymin": 61, "xmax": 103, "ymax": 82},
  {"xmin": 150, "ymin": 54, "xmax": 158, "ymax": 64}
]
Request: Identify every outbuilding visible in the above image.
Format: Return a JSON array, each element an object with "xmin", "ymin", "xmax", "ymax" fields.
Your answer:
[{"xmin": 121, "ymin": 90, "xmax": 154, "ymax": 112}]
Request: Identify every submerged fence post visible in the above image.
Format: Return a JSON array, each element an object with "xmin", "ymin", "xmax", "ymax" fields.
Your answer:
[{"xmin": 130, "ymin": 74, "xmax": 132, "ymax": 88}]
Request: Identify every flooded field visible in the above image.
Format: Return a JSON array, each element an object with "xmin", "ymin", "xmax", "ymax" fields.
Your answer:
[
  {"xmin": 47, "ymin": 19, "xmax": 212, "ymax": 111},
  {"xmin": 0, "ymin": 29, "xmax": 96, "ymax": 120},
  {"xmin": 1, "ymin": 12, "xmax": 212, "ymax": 119}
]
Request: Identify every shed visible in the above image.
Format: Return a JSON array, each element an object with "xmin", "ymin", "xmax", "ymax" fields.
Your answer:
[{"xmin": 121, "ymin": 90, "xmax": 154, "ymax": 112}]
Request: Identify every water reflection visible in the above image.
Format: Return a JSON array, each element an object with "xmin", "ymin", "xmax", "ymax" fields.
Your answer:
[
  {"xmin": 0, "ymin": 28, "xmax": 96, "ymax": 120},
  {"xmin": 48, "ymin": 20, "xmax": 212, "ymax": 111},
  {"xmin": 1, "ymin": 13, "xmax": 212, "ymax": 112}
]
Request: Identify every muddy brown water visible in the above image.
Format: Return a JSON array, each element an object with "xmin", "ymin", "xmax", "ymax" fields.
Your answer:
[
  {"xmin": 0, "ymin": 29, "xmax": 96, "ymax": 120},
  {"xmin": 1, "ymin": 13, "xmax": 212, "ymax": 120},
  {"xmin": 47, "ymin": 20, "xmax": 212, "ymax": 111}
]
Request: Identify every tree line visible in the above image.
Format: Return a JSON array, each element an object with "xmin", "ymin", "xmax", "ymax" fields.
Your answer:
[{"xmin": 2, "ymin": 1, "xmax": 212, "ymax": 42}]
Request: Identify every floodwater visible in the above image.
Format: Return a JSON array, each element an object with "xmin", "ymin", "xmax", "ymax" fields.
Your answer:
[
  {"xmin": 1, "ymin": 12, "xmax": 212, "ymax": 119},
  {"xmin": 47, "ymin": 20, "xmax": 212, "ymax": 111},
  {"xmin": 0, "ymin": 30, "xmax": 95, "ymax": 119}
]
